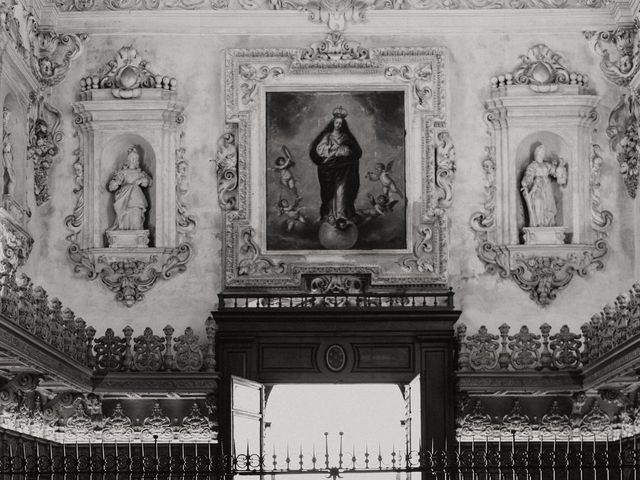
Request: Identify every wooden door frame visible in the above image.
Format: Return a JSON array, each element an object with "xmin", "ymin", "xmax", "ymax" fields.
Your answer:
[{"xmin": 214, "ymin": 308, "xmax": 460, "ymax": 460}]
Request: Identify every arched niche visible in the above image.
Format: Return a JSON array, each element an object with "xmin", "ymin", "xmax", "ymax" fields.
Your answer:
[
  {"xmin": 100, "ymin": 134, "xmax": 157, "ymax": 248},
  {"xmin": 515, "ymin": 131, "xmax": 573, "ymax": 243},
  {"xmin": 2, "ymin": 94, "xmax": 28, "ymax": 209},
  {"xmin": 471, "ymin": 44, "xmax": 612, "ymax": 306},
  {"xmin": 67, "ymin": 46, "xmax": 196, "ymax": 307}
]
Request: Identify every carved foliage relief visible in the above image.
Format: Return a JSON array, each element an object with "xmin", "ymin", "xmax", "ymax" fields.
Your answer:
[
  {"xmin": 586, "ymin": 26, "xmax": 640, "ymax": 198},
  {"xmin": 470, "ymin": 44, "xmax": 612, "ymax": 307},
  {"xmin": 221, "ymin": 33, "xmax": 452, "ymax": 290},
  {"xmin": 66, "ymin": 47, "xmax": 197, "ymax": 307}
]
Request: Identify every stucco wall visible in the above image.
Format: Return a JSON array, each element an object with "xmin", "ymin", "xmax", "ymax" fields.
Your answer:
[{"xmin": 18, "ymin": 26, "xmax": 637, "ymax": 335}]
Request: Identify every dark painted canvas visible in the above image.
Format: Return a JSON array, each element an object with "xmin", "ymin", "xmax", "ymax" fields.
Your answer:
[{"xmin": 265, "ymin": 90, "xmax": 406, "ymax": 251}]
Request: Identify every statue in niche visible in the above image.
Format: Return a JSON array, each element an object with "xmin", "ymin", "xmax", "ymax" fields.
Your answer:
[
  {"xmin": 520, "ymin": 144, "xmax": 568, "ymax": 245},
  {"xmin": 106, "ymin": 145, "xmax": 152, "ymax": 248},
  {"xmin": 2, "ymin": 108, "xmax": 16, "ymax": 197}
]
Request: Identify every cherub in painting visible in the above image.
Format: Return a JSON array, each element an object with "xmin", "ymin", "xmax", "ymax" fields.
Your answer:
[
  {"xmin": 278, "ymin": 197, "xmax": 307, "ymax": 232},
  {"xmin": 271, "ymin": 145, "xmax": 299, "ymax": 199},
  {"xmin": 365, "ymin": 161, "xmax": 404, "ymax": 200},
  {"xmin": 359, "ymin": 193, "xmax": 398, "ymax": 224}
]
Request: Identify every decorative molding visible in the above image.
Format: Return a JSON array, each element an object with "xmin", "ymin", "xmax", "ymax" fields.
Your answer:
[
  {"xmin": 456, "ymin": 396, "xmax": 634, "ymax": 440},
  {"xmin": 223, "ymin": 34, "xmax": 450, "ymax": 290},
  {"xmin": 213, "ymin": 130, "xmax": 238, "ymax": 211},
  {"xmin": 79, "ymin": 45, "xmax": 176, "ymax": 99},
  {"xmin": 52, "ymin": 0, "xmax": 607, "ymax": 11},
  {"xmin": 586, "ymin": 25, "xmax": 640, "ymax": 198}
]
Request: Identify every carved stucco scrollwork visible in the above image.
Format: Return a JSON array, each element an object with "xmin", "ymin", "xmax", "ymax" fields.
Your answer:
[
  {"xmin": 79, "ymin": 45, "xmax": 176, "ymax": 99},
  {"xmin": 491, "ymin": 43, "xmax": 587, "ymax": 91},
  {"xmin": 176, "ymin": 131, "xmax": 197, "ymax": 243},
  {"xmin": 385, "ymin": 64, "xmax": 434, "ymax": 111},
  {"xmin": 476, "ymin": 240, "xmax": 608, "ymax": 307},
  {"xmin": 0, "ymin": 212, "xmax": 34, "ymax": 274},
  {"xmin": 435, "ymin": 130, "xmax": 456, "ymax": 209},
  {"xmin": 237, "ymin": 227, "xmax": 285, "ymax": 277},
  {"xmin": 213, "ymin": 130, "xmax": 238, "ymax": 211},
  {"xmin": 238, "ymin": 64, "xmax": 284, "ymax": 108},
  {"xmin": 400, "ymin": 223, "xmax": 434, "ymax": 273},
  {"xmin": 29, "ymin": 27, "xmax": 88, "ymax": 89},
  {"xmin": 308, "ymin": 274, "xmax": 364, "ymax": 294},
  {"xmin": 586, "ymin": 26, "xmax": 640, "ymax": 198},
  {"xmin": 67, "ymin": 245, "xmax": 194, "ymax": 307},
  {"xmin": 469, "ymin": 146, "xmax": 496, "ymax": 235},
  {"xmin": 589, "ymin": 144, "xmax": 613, "ymax": 234},
  {"xmin": 27, "ymin": 92, "xmax": 62, "ymax": 206}
]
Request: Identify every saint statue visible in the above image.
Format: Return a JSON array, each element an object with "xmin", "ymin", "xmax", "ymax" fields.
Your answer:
[
  {"xmin": 2, "ymin": 108, "xmax": 16, "ymax": 197},
  {"xmin": 309, "ymin": 106, "xmax": 362, "ymax": 223},
  {"xmin": 107, "ymin": 145, "xmax": 152, "ymax": 231},
  {"xmin": 520, "ymin": 144, "xmax": 567, "ymax": 228}
]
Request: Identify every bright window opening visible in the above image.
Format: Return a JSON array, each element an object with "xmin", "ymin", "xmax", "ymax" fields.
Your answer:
[{"xmin": 264, "ymin": 384, "xmax": 408, "ymax": 474}]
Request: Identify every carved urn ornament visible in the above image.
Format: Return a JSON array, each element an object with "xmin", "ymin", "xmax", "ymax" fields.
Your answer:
[
  {"xmin": 471, "ymin": 44, "xmax": 613, "ymax": 307},
  {"xmin": 66, "ymin": 46, "xmax": 196, "ymax": 307}
]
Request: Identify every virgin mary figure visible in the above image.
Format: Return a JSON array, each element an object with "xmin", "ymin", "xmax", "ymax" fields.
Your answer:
[
  {"xmin": 108, "ymin": 145, "xmax": 152, "ymax": 231},
  {"xmin": 309, "ymin": 106, "xmax": 362, "ymax": 223}
]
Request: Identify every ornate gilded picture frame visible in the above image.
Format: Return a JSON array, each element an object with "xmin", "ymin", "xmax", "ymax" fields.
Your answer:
[{"xmin": 217, "ymin": 33, "xmax": 454, "ymax": 291}]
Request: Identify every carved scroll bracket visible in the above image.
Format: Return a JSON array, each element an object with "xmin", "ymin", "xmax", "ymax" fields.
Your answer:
[{"xmin": 67, "ymin": 244, "xmax": 194, "ymax": 307}]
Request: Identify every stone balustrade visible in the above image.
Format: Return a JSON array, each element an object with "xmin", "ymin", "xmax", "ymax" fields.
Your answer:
[
  {"xmin": 0, "ymin": 269, "xmax": 217, "ymax": 373},
  {"xmin": 456, "ymin": 323, "xmax": 583, "ymax": 371},
  {"xmin": 580, "ymin": 282, "xmax": 640, "ymax": 364},
  {"xmin": 457, "ymin": 282, "xmax": 640, "ymax": 372}
]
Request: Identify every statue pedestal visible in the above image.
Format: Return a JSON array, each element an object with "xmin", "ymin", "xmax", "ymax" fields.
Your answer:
[
  {"xmin": 107, "ymin": 230, "xmax": 150, "ymax": 248},
  {"xmin": 522, "ymin": 226, "xmax": 567, "ymax": 245}
]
